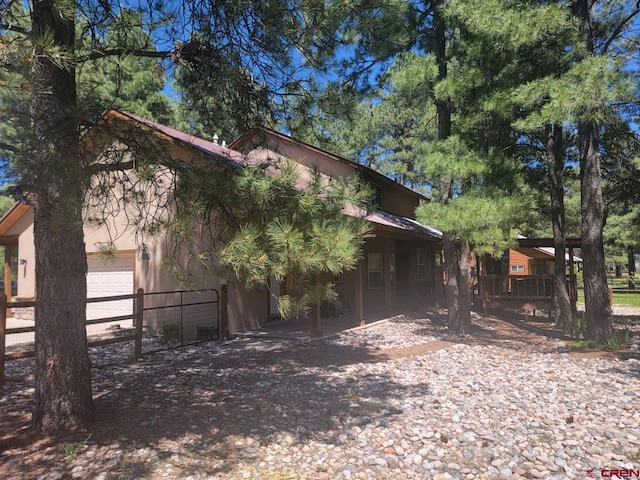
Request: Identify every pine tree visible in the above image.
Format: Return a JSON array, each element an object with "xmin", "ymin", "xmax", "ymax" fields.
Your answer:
[
  {"xmin": 164, "ymin": 159, "xmax": 372, "ymax": 337},
  {"xmin": 0, "ymin": 0, "xmax": 351, "ymax": 433}
]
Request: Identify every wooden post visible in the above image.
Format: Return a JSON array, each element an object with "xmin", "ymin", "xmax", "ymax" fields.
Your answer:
[
  {"xmin": 219, "ymin": 282, "xmax": 228, "ymax": 341},
  {"xmin": 0, "ymin": 294, "xmax": 6, "ymax": 383},
  {"xmin": 408, "ymin": 242, "xmax": 417, "ymax": 306},
  {"xmin": 4, "ymin": 247, "xmax": 12, "ymax": 318},
  {"xmin": 134, "ymin": 288, "xmax": 144, "ymax": 359},
  {"xmin": 609, "ymin": 287, "xmax": 613, "ymax": 307},
  {"xmin": 311, "ymin": 275, "xmax": 323, "ymax": 337},
  {"xmin": 383, "ymin": 236, "xmax": 392, "ymax": 317},
  {"xmin": 434, "ymin": 248, "xmax": 442, "ymax": 308},
  {"xmin": 568, "ymin": 246, "xmax": 578, "ymax": 324},
  {"xmin": 355, "ymin": 261, "xmax": 364, "ymax": 326}
]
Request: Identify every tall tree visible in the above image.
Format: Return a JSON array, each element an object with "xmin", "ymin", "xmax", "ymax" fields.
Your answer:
[
  {"xmin": 0, "ymin": 0, "xmax": 344, "ymax": 433},
  {"xmin": 571, "ymin": 0, "xmax": 639, "ymax": 340},
  {"xmin": 546, "ymin": 123, "xmax": 575, "ymax": 334},
  {"xmin": 28, "ymin": 0, "xmax": 94, "ymax": 432}
]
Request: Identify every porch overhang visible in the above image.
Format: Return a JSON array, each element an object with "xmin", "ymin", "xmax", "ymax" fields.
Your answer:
[{"xmin": 366, "ymin": 210, "xmax": 442, "ymax": 241}]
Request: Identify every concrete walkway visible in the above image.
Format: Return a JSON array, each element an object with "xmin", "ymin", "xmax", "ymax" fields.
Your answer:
[{"xmin": 235, "ymin": 310, "xmax": 405, "ymax": 340}]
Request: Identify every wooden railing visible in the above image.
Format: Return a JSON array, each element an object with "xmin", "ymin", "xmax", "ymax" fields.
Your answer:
[{"xmin": 477, "ymin": 274, "xmax": 577, "ymax": 312}]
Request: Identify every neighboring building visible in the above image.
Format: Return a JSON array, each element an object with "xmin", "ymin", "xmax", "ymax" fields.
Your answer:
[
  {"xmin": 476, "ymin": 237, "xmax": 582, "ymax": 315},
  {"xmin": 0, "ymin": 110, "xmax": 442, "ymax": 333},
  {"xmin": 508, "ymin": 236, "xmax": 582, "ymax": 275}
]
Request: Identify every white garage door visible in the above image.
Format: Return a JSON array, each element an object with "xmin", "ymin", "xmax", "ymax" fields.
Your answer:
[{"xmin": 86, "ymin": 255, "xmax": 134, "ymax": 321}]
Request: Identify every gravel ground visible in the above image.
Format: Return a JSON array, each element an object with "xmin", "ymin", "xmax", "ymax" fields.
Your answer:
[{"xmin": 1, "ymin": 307, "xmax": 639, "ymax": 480}]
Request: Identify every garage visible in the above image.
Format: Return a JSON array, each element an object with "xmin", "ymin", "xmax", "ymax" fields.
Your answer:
[{"xmin": 86, "ymin": 254, "xmax": 134, "ymax": 321}]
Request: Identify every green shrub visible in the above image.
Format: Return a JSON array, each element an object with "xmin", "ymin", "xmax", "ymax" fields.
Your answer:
[
  {"xmin": 159, "ymin": 324, "xmax": 181, "ymax": 344},
  {"xmin": 566, "ymin": 328, "xmax": 631, "ymax": 351}
]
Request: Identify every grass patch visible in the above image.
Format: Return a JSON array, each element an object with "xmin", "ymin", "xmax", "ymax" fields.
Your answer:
[
  {"xmin": 566, "ymin": 329, "xmax": 632, "ymax": 351},
  {"xmin": 612, "ymin": 293, "xmax": 640, "ymax": 307},
  {"xmin": 576, "ymin": 289, "xmax": 640, "ymax": 307},
  {"xmin": 63, "ymin": 434, "xmax": 92, "ymax": 461}
]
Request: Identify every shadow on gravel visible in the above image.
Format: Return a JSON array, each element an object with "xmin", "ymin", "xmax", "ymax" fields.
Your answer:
[
  {"xmin": 0, "ymin": 339, "xmax": 431, "ymax": 480},
  {"xmin": 3, "ymin": 308, "xmax": 639, "ymax": 479}
]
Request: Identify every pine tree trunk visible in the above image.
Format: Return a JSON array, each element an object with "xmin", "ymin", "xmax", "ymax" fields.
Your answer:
[
  {"xmin": 574, "ymin": 0, "xmax": 613, "ymax": 342},
  {"xmin": 579, "ymin": 120, "xmax": 613, "ymax": 341},
  {"xmin": 443, "ymin": 234, "xmax": 460, "ymax": 330},
  {"xmin": 456, "ymin": 240, "xmax": 471, "ymax": 335},
  {"xmin": 310, "ymin": 275, "xmax": 323, "ymax": 337},
  {"xmin": 30, "ymin": 0, "xmax": 94, "ymax": 432},
  {"xmin": 545, "ymin": 124, "xmax": 573, "ymax": 334},
  {"xmin": 433, "ymin": 0, "xmax": 464, "ymax": 332}
]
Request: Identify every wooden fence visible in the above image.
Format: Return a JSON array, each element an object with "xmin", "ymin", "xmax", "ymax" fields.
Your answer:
[{"xmin": 0, "ymin": 287, "xmax": 223, "ymax": 383}]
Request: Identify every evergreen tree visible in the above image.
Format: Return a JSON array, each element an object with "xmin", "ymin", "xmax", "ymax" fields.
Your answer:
[
  {"xmin": 158, "ymin": 157, "xmax": 372, "ymax": 337},
  {"xmin": 571, "ymin": 0, "xmax": 639, "ymax": 340},
  {"xmin": 0, "ymin": 0, "xmax": 349, "ymax": 433},
  {"xmin": 602, "ymin": 122, "xmax": 640, "ymax": 279}
]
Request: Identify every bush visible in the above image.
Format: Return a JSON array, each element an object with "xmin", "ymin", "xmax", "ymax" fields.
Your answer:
[{"xmin": 159, "ymin": 324, "xmax": 181, "ymax": 344}]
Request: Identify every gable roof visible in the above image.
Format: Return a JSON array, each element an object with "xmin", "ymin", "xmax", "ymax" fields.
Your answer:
[
  {"xmin": 0, "ymin": 202, "xmax": 30, "ymax": 244},
  {"xmin": 102, "ymin": 109, "xmax": 247, "ymax": 167},
  {"xmin": 230, "ymin": 125, "xmax": 427, "ymax": 203},
  {"xmin": 0, "ymin": 111, "xmax": 442, "ymax": 245}
]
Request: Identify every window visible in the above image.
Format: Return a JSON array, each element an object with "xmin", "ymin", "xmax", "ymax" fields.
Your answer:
[
  {"xmin": 417, "ymin": 248, "xmax": 426, "ymax": 280},
  {"xmin": 368, "ymin": 253, "xmax": 383, "ymax": 289},
  {"xmin": 510, "ymin": 265, "xmax": 525, "ymax": 273},
  {"xmin": 333, "ymin": 272, "xmax": 344, "ymax": 284}
]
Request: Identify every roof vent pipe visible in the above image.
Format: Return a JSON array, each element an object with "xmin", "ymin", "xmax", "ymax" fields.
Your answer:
[{"xmin": 213, "ymin": 134, "xmax": 219, "ymax": 144}]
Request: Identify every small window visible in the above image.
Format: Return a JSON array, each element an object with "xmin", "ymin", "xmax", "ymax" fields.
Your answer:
[
  {"xmin": 510, "ymin": 265, "xmax": 525, "ymax": 273},
  {"xmin": 333, "ymin": 272, "xmax": 344, "ymax": 284},
  {"xmin": 368, "ymin": 253, "xmax": 383, "ymax": 289}
]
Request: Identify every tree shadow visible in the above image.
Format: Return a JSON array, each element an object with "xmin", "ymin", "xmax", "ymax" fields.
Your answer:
[{"xmin": 0, "ymin": 338, "xmax": 433, "ymax": 479}]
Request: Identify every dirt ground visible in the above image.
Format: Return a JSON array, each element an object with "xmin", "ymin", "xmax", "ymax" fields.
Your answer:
[{"xmin": 1, "ymin": 308, "xmax": 638, "ymax": 480}]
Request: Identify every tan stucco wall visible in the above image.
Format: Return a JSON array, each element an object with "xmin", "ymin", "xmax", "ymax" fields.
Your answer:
[
  {"xmin": 15, "ymin": 209, "xmax": 35, "ymax": 298},
  {"xmin": 10, "ymin": 202, "xmax": 267, "ymax": 332},
  {"xmin": 245, "ymin": 138, "xmax": 421, "ymax": 219}
]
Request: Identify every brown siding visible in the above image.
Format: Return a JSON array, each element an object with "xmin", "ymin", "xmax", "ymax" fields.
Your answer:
[{"xmin": 509, "ymin": 249, "xmax": 531, "ymax": 275}]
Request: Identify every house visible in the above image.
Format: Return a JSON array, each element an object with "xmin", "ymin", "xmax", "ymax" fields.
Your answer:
[
  {"xmin": 476, "ymin": 237, "xmax": 582, "ymax": 315},
  {"xmin": 508, "ymin": 236, "xmax": 582, "ymax": 275},
  {"xmin": 0, "ymin": 110, "xmax": 442, "ymax": 335}
]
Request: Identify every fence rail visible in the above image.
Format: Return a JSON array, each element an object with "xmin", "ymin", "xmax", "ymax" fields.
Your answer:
[
  {"xmin": 0, "ymin": 287, "xmax": 221, "ymax": 383},
  {"xmin": 477, "ymin": 274, "xmax": 578, "ymax": 313}
]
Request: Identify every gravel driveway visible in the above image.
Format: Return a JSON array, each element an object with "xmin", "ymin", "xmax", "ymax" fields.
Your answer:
[{"xmin": 1, "ymin": 308, "xmax": 639, "ymax": 480}]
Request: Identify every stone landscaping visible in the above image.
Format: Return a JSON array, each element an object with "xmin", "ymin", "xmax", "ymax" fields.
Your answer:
[{"xmin": 1, "ymin": 307, "xmax": 639, "ymax": 479}]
